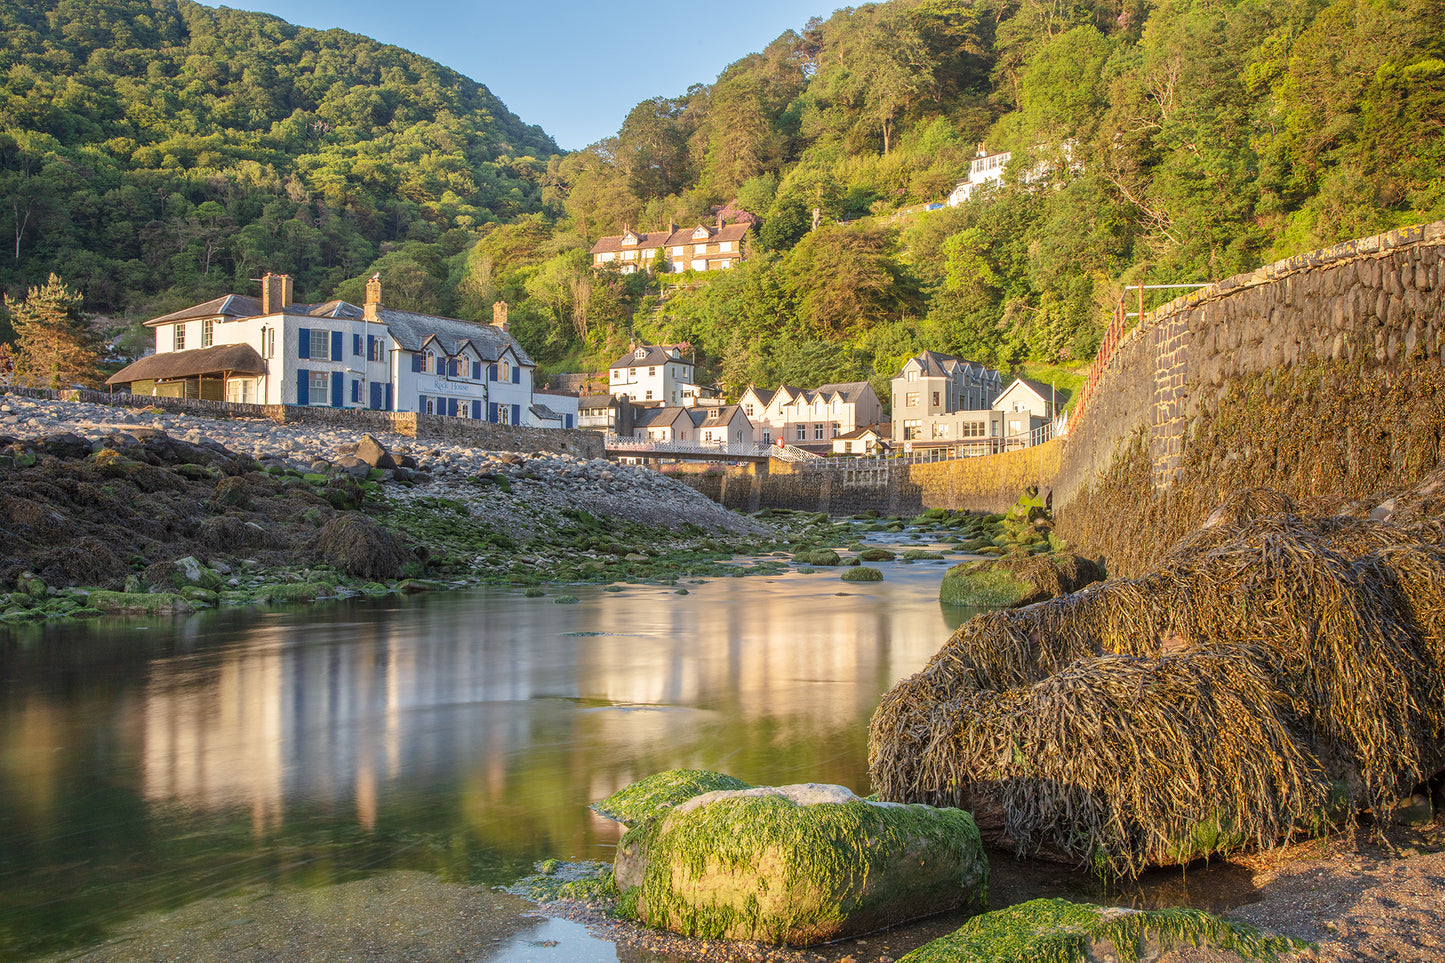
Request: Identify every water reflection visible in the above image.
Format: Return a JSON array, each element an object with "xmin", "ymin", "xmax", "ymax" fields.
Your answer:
[{"xmin": 0, "ymin": 565, "xmax": 960, "ymax": 959}]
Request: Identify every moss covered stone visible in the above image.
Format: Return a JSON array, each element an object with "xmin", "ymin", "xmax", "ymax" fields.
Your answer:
[
  {"xmin": 841, "ymin": 566, "xmax": 884, "ymax": 582},
  {"xmin": 87, "ymin": 591, "xmax": 195, "ymax": 616},
  {"xmin": 859, "ymin": 547, "xmax": 897, "ymax": 561},
  {"xmin": 615, "ymin": 783, "xmax": 987, "ymax": 946},
  {"xmin": 592, "ymin": 769, "xmax": 752, "ymax": 826},
  {"xmin": 939, "ymin": 555, "xmax": 1104, "ymax": 608},
  {"xmin": 898, "ymin": 898, "xmax": 1305, "ymax": 963}
]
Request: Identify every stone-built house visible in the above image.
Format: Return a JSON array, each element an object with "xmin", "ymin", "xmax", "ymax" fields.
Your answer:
[
  {"xmin": 738, "ymin": 381, "xmax": 884, "ymax": 450},
  {"xmin": 590, "ymin": 218, "xmax": 750, "ymax": 274},
  {"xmin": 890, "ymin": 351, "xmax": 1003, "ymax": 448},
  {"xmin": 108, "ymin": 274, "xmax": 546, "ymax": 425}
]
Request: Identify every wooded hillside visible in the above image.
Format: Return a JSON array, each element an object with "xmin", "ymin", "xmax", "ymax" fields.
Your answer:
[{"xmin": 2, "ymin": 0, "xmax": 1440, "ymax": 400}]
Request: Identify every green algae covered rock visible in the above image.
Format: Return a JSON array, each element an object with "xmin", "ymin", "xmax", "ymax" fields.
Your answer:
[
  {"xmin": 614, "ymin": 782, "xmax": 987, "ymax": 946},
  {"xmin": 87, "ymin": 591, "xmax": 195, "ymax": 616},
  {"xmin": 899, "ymin": 898, "xmax": 1305, "ymax": 963},
  {"xmin": 841, "ymin": 565, "xmax": 884, "ymax": 582},
  {"xmin": 793, "ymin": 548, "xmax": 842, "ymax": 566},
  {"xmin": 939, "ymin": 555, "xmax": 1103, "ymax": 608},
  {"xmin": 592, "ymin": 769, "xmax": 752, "ymax": 827}
]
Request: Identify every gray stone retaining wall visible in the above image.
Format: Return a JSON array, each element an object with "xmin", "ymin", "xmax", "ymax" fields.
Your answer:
[
  {"xmin": 1058, "ymin": 220, "xmax": 1445, "ymax": 511},
  {"xmin": 1, "ymin": 386, "xmax": 603, "ymax": 458}
]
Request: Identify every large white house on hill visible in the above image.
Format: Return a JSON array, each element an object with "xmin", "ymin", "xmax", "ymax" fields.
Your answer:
[{"xmin": 107, "ymin": 274, "xmax": 547, "ymax": 425}]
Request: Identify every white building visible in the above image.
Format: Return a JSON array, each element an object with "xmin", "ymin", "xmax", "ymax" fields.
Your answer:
[
  {"xmin": 108, "ymin": 274, "xmax": 549, "ymax": 425},
  {"xmin": 608, "ymin": 344, "xmax": 696, "ymax": 405},
  {"xmin": 737, "ymin": 381, "xmax": 883, "ymax": 450}
]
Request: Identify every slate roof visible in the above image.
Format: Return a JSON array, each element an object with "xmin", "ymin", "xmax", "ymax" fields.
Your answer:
[
  {"xmin": 905, "ymin": 350, "xmax": 1000, "ymax": 382},
  {"xmin": 633, "ymin": 406, "xmax": 691, "ymax": 430},
  {"xmin": 381, "ymin": 308, "xmax": 532, "ymax": 365},
  {"xmin": 146, "ymin": 295, "xmax": 364, "ymax": 326},
  {"xmin": 609, "ymin": 344, "xmax": 692, "ymax": 370},
  {"xmin": 590, "ymin": 223, "xmax": 751, "ymax": 255},
  {"xmin": 687, "ymin": 404, "xmax": 747, "ymax": 428},
  {"xmin": 106, "ymin": 343, "xmax": 267, "ymax": 384},
  {"xmin": 835, "ymin": 423, "xmax": 890, "ymax": 441}
]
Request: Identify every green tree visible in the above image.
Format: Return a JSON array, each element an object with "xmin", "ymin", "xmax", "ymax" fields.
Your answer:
[{"xmin": 7, "ymin": 273, "xmax": 102, "ymax": 388}]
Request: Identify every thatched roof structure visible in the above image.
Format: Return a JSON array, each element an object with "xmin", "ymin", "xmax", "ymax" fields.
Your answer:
[
  {"xmin": 869, "ymin": 489, "xmax": 1445, "ymax": 877},
  {"xmin": 106, "ymin": 344, "xmax": 266, "ymax": 385}
]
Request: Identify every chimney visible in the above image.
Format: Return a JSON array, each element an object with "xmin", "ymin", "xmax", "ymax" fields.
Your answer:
[
  {"xmin": 668, "ymin": 220, "xmax": 676, "ymax": 234},
  {"xmin": 364, "ymin": 273, "xmax": 382, "ymax": 322},
  {"xmin": 261, "ymin": 273, "xmax": 291, "ymax": 315},
  {"xmin": 492, "ymin": 301, "xmax": 509, "ymax": 333},
  {"xmin": 716, "ymin": 211, "xmax": 724, "ymax": 229}
]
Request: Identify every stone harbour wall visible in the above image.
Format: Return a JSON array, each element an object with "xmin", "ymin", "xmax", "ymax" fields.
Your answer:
[
  {"xmin": 1055, "ymin": 220, "xmax": 1445, "ymax": 574},
  {"xmin": 4, "ymin": 387, "xmax": 604, "ymax": 459}
]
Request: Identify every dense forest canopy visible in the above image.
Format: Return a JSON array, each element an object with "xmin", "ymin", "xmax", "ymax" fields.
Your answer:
[{"xmin": 2, "ymin": 0, "xmax": 1441, "ymax": 401}]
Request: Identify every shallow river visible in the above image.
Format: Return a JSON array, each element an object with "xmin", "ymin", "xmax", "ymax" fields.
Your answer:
[{"xmin": 0, "ymin": 549, "xmax": 1255, "ymax": 962}]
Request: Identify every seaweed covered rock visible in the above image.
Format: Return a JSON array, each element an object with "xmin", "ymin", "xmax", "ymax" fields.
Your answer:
[
  {"xmin": 592, "ymin": 769, "xmax": 752, "ymax": 827},
  {"xmin": 939, "ymin": 554, "xmax": 1103, "ymax": 608},
  {"xmin": 873, "ymin": 492, "xmax": 1445, "ymax": 877},
  {"xmin": 898, "ymin": 898, "xmax": 1304, "ymax": 963},
  {"xmin": 611, "ymin": 781, "xmax": 986, "ymax": 945},
  {"xmin": 842, "ymin": 565, "xmax": 884, "ymax": 582},
  {"xmin": 314, "ymin": 513, "xmax": 411, "ymax": 579}
]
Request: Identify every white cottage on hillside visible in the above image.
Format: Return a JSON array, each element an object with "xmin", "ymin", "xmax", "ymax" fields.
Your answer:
[{"xmin": 108, "ymin": 274, "xmax": 546, "ymax": 425}]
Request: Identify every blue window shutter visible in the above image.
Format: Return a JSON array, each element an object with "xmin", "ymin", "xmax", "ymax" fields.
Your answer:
[
  {"xmin": 367, "ymin": 334, "xmax": 375, "ymax": 359},
  {"xmin": 296, "ymin": 368, "xmax": 308, "ymax": 404},
  {"xmin": 488, "ymin": 364, "xmax": 497, "ymax": 381},
  {"xmin": 511, "ymin": 366, "xmax": 520, "ymax": 384},
  {"xmin": 353, "ymin": 333, "xmax": 362, "ymax": 355},
  {"xmin": 471, "ymin": 400, "xmax": 481, "ymax": 419},
  {"xmin": 566, "ymin": 414, "xmax": 573, "ymax": 429},
  {"xmin": 489, "ymin": 402, "xmax": 498, "ymax": 423},
  {"xmin": 450, "ymin": 398, "xmax": 460, "ymax": 417},
  {"xmin": 385, "ymin": 384, "xmax": 393, "ymax": 411},
  {"xmin": 298, "ymin": 328, "xmax": 310, "ymax": 359},
  {"xmin": 411, "ymin": 353, "xmax": 422, "ymax": 373},
  {"xmin": 511, "ymin": 403, "xmax": 521, "ymax": 424},
  {"xmin": 351, "ymin": 380, "xmax": 360, "ymax": 403},
  {"xmin": 330, "ymin": 331, "xmax": 342, "ymax": 361},
  {"xmin": 472, "ymin": 361, "xmax": 481, "ymax": 380},
  {"xmin": 331, "ymin": 371, "xmax": 343, "ymax": 407},
  {"xmin": 370, "ymin": 382, "xmax": 382, "ymax": 410},
  {"xmin": 418, "ymin": 394, "xmax": 427, "ymax": 412}
]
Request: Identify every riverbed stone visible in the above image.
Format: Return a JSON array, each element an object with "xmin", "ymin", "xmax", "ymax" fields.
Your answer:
[
  {"xmin": 613, "ymin": 781, "xmax": 987, "ymax": 946},
  {"xmin": 897, "ymin": 897, "xmax": 1305, "ymax": 963}
]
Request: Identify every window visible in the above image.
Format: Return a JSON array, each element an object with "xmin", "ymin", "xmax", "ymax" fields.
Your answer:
[
  {"xmin": 796, "ymin": 425, "xmax": 806, "ymax": 441},
  {"xmin": 648, "ymin": 366, "xmax": 656, "ymax": 376},
  {"xmin": 309, "ymin": 329, "xmax": 329, "ymax": 359},
  {"xmin": 762, "ymin": 431, "xmax": 771, "ymax": 445},
  {"xmin": 906, "ymin": 392, "xmax": 919, "ymax": 407},
  {"xmin": 844, "ymin": 441, "xmax": 853, "ymax": 453},
  {"xmin": 645, "ymin": 390, "xmax": 653, "ymax": 400},
  {"xmin": 497, "ymin": 405, "xmax": 510, "ymax": 424},
  {"xmin": 832, "ymin": 424, "xmax": 839, "ymax": 437},
  {"xmin": 173, "ymin": 324, "xmax": 185, "ymax": 351},
  {"xmin": 814, "ymin": 424, "xmax": 825, "ymax": 440},
  {"xmin": 202, "ymin": 318, "xmax": 214, "ymax": 348},
  {"xmin": 744, "ymin": 404, "xmax": 754, "ymax": 416},
  {"xmin": 263, "ymin": 328, "xmax": 275, "ymax": 358},
  {"xmin": 932, "ymin": 391, "xmax": 940, "ymax": 407},
  {"xmin": 905, "ymin": 369, "xmax": 918, "ymax": 382},
  {"xmin": 903, "ymin": 419, "xmax": 922, "ymax": 440},
  {"xmin": 225, "ymin": 378, "xmax": 254, "ymax": 404},
  {"xmin": 369, "ymin": 337, "xmax": 385, "ymax": 362},
  {"xmin": 932, "ymin": 423, "xmax": 949, "ymax": 439},
  {"xmin": 499, "ymin": 361, "xmax": 510, "ymax": 382},
  {"xmin": 308, "ymin": 371, "xmax": 329, "ymax": 406}
]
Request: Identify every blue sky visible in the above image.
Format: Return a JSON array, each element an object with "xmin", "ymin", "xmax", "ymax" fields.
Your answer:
[{"xmin": 240, "ymin": 0, "xmax": 834, "ymax": 152}]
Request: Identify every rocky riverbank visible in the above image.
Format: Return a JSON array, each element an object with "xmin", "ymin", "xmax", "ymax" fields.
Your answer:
[{"xmin": 0, "ymin": 394, "xmax": 809, "ymax": 618}]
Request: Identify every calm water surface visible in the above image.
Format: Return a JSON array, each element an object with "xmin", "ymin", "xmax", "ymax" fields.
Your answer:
[{"xmin": 0, "ymin": 552, "xmax": 1254, "ymax": 961}]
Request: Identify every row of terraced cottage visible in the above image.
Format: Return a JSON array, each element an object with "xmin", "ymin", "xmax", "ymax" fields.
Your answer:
[{"xmin": 107, "ymin": 273, "xmax": 1057, "ymax": 458}]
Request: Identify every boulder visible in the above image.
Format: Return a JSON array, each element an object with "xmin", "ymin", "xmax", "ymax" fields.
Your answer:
[
  {"xmin": 897, "ymin": 898, "xmax": 1303, "ymax": 963},
  {"xmin": 939, "ymin": 554, "xmax": 1103, "ymax": 608},
  {"xmin": 610, "ymin": 779, "xmax": 986, "ymax": 945},
  {"xmin": 356, "ymin": 434, "xmax": 397, "ymax": 469}
]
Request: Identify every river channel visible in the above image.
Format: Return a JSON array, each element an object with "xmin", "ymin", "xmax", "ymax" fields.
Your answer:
[{"xmin": 0, "ymin": 546, "xmax": 1256, "ymax": 962}]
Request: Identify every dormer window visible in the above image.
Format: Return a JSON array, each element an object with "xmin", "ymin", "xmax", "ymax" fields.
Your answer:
[
  {"xmin": 622, "ymin": 231, "xmax": 640, "ymax": 247},
  {"xmin": 691, "ymin": 225, "xmax": 711, "ymax": 241},
  {"xmin": 634, "ymin": 348, "xmax": 647, "ymax": 360}
]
